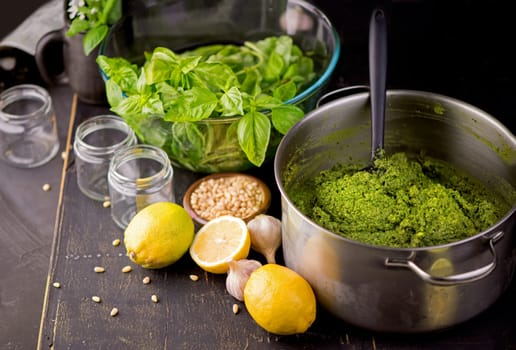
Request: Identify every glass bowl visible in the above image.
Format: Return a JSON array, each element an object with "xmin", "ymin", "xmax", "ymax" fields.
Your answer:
[{"xmin": 99, "ymin": 0, "xmax": 340, "ymax": 173}]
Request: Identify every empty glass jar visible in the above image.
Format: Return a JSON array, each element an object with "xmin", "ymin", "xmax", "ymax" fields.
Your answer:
[
  {"xmin": 74, "ymin": 115, "xmax": 137, "ymax": 201},
  {"xmin": 108, "ymin": 144, "xmax": 175, "ymax": 229},
  {"xmin": 0, "ymin": 84, "xmax": 60, "ymax": 168}
]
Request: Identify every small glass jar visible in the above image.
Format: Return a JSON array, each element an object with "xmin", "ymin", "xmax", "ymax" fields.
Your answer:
[
  {"xmin": 0, "ymin": 84, "xmax": 60, "ymax": 168},
  {"xmin": 108, "ymin": 144, "xmax": 175, "ymax": 229},
  {"xmin": 74, "ymin": 115, "xmax": 137, "ymax": 201}
]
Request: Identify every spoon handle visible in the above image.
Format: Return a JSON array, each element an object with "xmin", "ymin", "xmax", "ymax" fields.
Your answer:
[{"xmin": 369, "ymin": 8, "xmax": 388, "ymax": 159}]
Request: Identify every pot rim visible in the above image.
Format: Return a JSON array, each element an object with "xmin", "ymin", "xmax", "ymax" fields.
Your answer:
[{"xmin": 274, "ymin": 88, "xmax": 516, "ymax": 252}]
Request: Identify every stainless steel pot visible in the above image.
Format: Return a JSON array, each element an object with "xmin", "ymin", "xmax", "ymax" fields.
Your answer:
[{"xmin": 274, "ymin": 89, "xmax": 516, "ymax": 333}]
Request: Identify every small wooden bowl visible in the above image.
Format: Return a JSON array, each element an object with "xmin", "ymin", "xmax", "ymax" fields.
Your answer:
[{"xmin": 183, "ymin": 172, "xmax": 271, "ymax": 226}]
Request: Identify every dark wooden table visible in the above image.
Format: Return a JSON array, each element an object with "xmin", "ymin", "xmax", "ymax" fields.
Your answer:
[{"xmin": 2, "ymin": 1, "xmax": 516, "ymax": 349}]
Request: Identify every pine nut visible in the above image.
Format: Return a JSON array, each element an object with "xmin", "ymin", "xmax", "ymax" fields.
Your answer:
[
  {"xmin": 94, "ymin": 266, "xmax": 105, "ymax": 273},
  {"xmin": 142, "ymin": 276, "xmax": 151, "ymax": 285},
  {"xmin": 232, "ymin": 304, "xmax": 239, "ymax": 315},
  {"xmin": 110, "ymin": 307, "xmax": 119, "ymax": 317},
  {"xmin": 151, "ymin": 294, "xmax": 159, "ymax": 303},
  {"xmin": 112, "ymin": 239, "xmax": 121, "ymax": 246},
  {"xmin": 121, "ymin": 266, "xmax": 132, "ymax": 273},
  {"xmin": 92, "ymin": 296, "xmax": 101, "ymax": 303},
  {"xmin": 189, "ymin": 274, "xmax": 199, "ymax": 281},
  {"xmin": 52, "ymin": 282, "xmax": 60, "ymax": 288},
  {"xmin": 42, "ymin": 184, "xmax": 51, "ymax": 192}
]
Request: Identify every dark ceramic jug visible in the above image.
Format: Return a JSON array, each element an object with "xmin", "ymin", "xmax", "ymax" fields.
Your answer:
[{"xmin": 35, "ymin": 26, "xmax": 106, "ymax": 105}]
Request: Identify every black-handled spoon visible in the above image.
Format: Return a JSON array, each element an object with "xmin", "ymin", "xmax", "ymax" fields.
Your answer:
[{"xmin": 367, "ymin": 8, "xmax": 388, "ymax": 168}]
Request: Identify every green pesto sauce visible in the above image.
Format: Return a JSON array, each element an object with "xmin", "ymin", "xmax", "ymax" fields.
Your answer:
[{"xmin": 288, "ymin": 152, "xmax": 515, "ymax": 248}]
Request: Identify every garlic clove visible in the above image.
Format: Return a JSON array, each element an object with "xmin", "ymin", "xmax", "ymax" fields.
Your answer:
[
  {"xmin": 226, "ymin": 259, "xmax": 262, "ymax": 301},
  {"xmin": 247, "ymin": 214, "xmax": 282, "ymax": 264}
]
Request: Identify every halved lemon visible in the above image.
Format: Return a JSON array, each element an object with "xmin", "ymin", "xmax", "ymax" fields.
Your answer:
[{"xmin": 189, "ymin": 215, "xmax": 251, "ymax": 274}]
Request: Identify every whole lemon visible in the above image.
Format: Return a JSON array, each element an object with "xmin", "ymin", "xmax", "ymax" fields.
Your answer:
[
  {"xmin": 243, "ymin": 264, "xmax": 317, "ymax": 335},
  {"xmin": 124, "ymin": 202, "xmax": 194, "ymax": 269}
]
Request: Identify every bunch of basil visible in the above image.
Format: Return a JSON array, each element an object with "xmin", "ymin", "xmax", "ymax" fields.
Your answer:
[{"xmin": 97, "ymin": 35, "xmax": 316, "ymax": 170}]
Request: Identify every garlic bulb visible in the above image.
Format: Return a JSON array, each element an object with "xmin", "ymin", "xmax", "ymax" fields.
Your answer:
[
  {"xmin": 247, "ymin": 214, "xmax": 282, "ymax": 264},
  {"xmin": 226, "ymin": 259, "xmax": 262, "ymax": 301}
]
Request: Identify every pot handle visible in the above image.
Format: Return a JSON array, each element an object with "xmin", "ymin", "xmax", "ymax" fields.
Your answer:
[
  {"xmin": 384, "ymin": 230, "xmax": 503, "ymax": 286},
  {"xmin": 316, "ymin": 85, "xmax": 370, "ymax": 108}
]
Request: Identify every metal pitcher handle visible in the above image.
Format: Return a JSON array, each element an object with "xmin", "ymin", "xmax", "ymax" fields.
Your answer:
[{"xmin": 384, "ymin": 230, "xmax": 503, "ymax": 286}]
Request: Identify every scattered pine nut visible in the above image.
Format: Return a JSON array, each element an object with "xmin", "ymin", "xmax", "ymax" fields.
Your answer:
[
  {"xmin": 91, "ymin": 296, "xmax": 101, "ymax": 303},
  {"xmin": 189, "ymin": 274, "xmax": 199, "ymax": 281},
  {"xmin": 52, "ymin": 282, "xmax": 61, "ymax": 288},
  {"xmin": 102, "ymin": 200, "xmax": 111, "ymax": 208},
  {"xmin": 142, "ymin": 276, "xmax": 151, "ymax": 285},
  {"xmin": 61, "ymin": 151, "xmax": 67, "ymax": 160},
  {"xmin": 112, "ymin": 239, "xmax": 121, "ymax": 247},
  {"xmin": 151, "ymin": 294, "xmax": 159, "ymax": 303},
  {"xmin": 110, "ymin": 307, "xmax": 119, "ymax": 317},
  {"xmin": 94, "ymin": 266, "xmax": 105, "ymax": 273},
  {"xmin": 121, "ymin": 265, "xmax": 132, "ymax": 273},
  {"xmin": 42, "ymin": 183, "xmax": 51, "ymax": 192},
  {"xmin": 232, "ymin": 304, "xmax": 239, "ymax": 314}
]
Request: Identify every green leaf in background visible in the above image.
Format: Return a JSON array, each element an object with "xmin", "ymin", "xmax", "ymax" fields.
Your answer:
[
  {"xmin": 271, "ymin": 105, "xmax": 304, "ymax": 135},
  {"xmin": 66, "ymin": 19, "xmax": 90, "ymax": 37},
  {"xmin": 83, "ymin": 24, "xmax": 109, "ymax": 56},
  {"xmin": 237, "ymin": 111, "xmax": 271, "ymax": 166},
  {"xmin": 273, "ymin": 80, "xmax": 297, "ymax": 102},
  {"xmin": 263, "ymin": 51, "xmax": 284, "ymax": 82},
  {"xmin": 239, "ymin": 69, "xmax": 261, "ymax": 97},
  {"xmin": 283, "ymin": 56, "xmax": 315, "ymax": 85}
]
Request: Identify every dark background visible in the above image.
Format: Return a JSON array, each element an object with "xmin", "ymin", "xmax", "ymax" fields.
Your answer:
[
  {"xmin": 312, "ymin": 0, "xmax": 516, "ymax": 134},
  {"xmin": 0, "ymin": 0, "xmax": 47, "ymax": 38},
  {"xmin": 2, "ymin": 0, "xmax": 514, "ymax": 133}
]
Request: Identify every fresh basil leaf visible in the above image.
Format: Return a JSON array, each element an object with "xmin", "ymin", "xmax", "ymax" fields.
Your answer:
[
  {"xmin": 273, "ymin": 35, "xmax": 293, "ymax": 66},
  {"xmin": 164, "ymin": 87, "xmax": 217, "ymax": 122},
  {"xmin": 271, "ymin": 105, "xmax": 304, "ymax": 134},
  {"xmin": 137, "ymin": 116, "xmax": 170, "ymax": 147},
  {"xmin": 83, "ymin": 24, "xmax": 109, "ymax": 56},
  {"xmin": 144, "ymin": 50, "xmax": 179, "ymax": 84},
  {"xmin": 105, "ymin": 0, "xmax": 122, "ymax": 25},
  {"xmin": 255, "ymin": 94, "xmax": 282, "ymax": 109},
  {"xmin": 240, "ymin": 69, "xmax": 261, "ymax": 96},
  {"xmin": 155, "ymin": 82, "xmax": 180, "ymax": 110},
  {"xmin": 273, "ymin": 80, "xmax": 297, "ymax": 102},
  {"xmin": 66, "ymin": 19, "xmax": 90, "ymax": 37},
  {"xmin": 111, "ymin": 95, "xmax": 145, "ymax": 120},
  {"xmin": 105, "ymin": 79, "xmax": 124, "ymax": 108},
  {"xmin": 237, "ymin": 111, "xmax": 271, "ymax": 166},
  {"xmin": 142, "ymin": 94, "xmax": 164, "ymax": 115},
  {"xmin": 263, "ymin": 51, "xmax": 284, "ymax": 82},
  {"xmin": 178, "ymin": 55, "xmax": 202, "ymax": 74},
  {"xmin": 191, "ymin": 62, "xmax": 238, "ymax": 92},
  {"xmin": 219, "ymin": 87, "xmax": 244, "ymax": 116},
  {"xmin": 169, "ymin": 122, "xmax": 205, "ymax": 162},
  {"xmin": 96, "ymin": 55, "xmax": 139, "ymax": 93}
]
